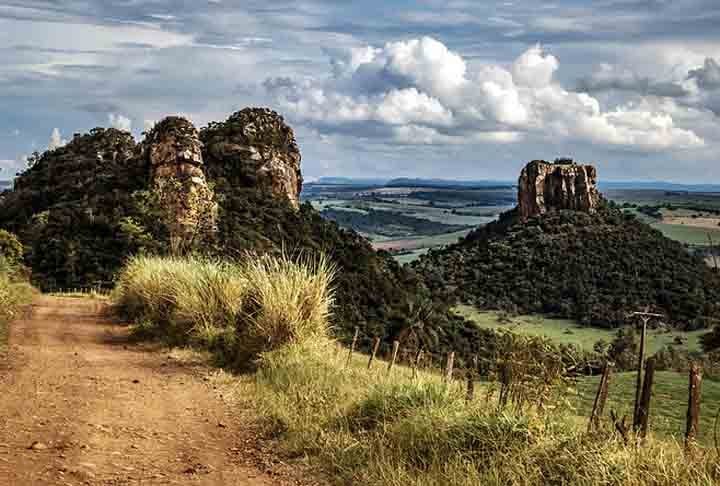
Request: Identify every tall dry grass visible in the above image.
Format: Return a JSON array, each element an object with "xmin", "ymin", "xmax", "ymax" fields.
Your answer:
[
  {"xmin": 113, "ymin": 253, "xmax": 335, "ymax": 365},
  {"xmin": 249, "ymin": 339, "xmax": 720, "ymax": 486}
]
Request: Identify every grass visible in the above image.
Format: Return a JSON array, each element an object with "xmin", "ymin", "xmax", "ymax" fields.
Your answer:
[
  {"xmin": 0, "ymin": 262, "xmax": 36, "ymax": 354},
  {"xmin": 575, "ymin": 371, "xmax": 720, "ymax": 445},
  {"xmin": 650, "ymin": 222, "xmax": 720, "ymax": 246},
  {"xmin": 456, "ymin": 305, "xmax": 710, "ymax": 355},
  {"xmin": 49, "ymin": 288, "xmax": 111, "ymax": 300},
  {"xmin": 244, "ymin": 339, "xmax": 720, "ymax": 485},
  {"xmin": 113, "ymin": 253, "xmax": 335, "ymax": 367},
  {"xmin": 116, "ymin": 255, "xmax": 720, "ymax": 485}
]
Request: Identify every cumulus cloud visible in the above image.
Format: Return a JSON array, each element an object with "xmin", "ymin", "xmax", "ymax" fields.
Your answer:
[
  {"xmin": 577, "ymin": 57, "xmax": 720, "ymax": 117},
  {"xmin": 512, "ymin": 44, "xmax": 559, "ymax": 88},
  {"xmin": 48, "ymin": 128, "xmax": 67, "ymax": 150},
  {"xmin": 108, "ymin": 113, "xmax": 132, "ymax": 132},
  {"xmin": 265, "ymin": 37, "xmax": 704, "ymax": 151},
  {"xmin": 577, "ymin": 63, "xmax": 690, "ymax": 98}
]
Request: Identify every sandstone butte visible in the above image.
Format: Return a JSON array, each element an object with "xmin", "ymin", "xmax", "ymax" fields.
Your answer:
[{"xmin": 517, "ymin": 159, "xmax": 601, "ymax": 221}]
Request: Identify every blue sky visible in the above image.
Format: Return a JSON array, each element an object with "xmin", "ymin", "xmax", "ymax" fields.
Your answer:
[{"xmin": 1, "ymin": 0, "xmax": 719, "ymax": 182}]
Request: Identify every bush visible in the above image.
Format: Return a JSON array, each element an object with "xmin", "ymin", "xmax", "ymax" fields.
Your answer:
[
  {"xmin": 0, "ymin": 230, "xmax": 23, "ymax": 266},
  {"xmin": 113, "ymin": 253, "xmax": 335, "ymax": 367}
]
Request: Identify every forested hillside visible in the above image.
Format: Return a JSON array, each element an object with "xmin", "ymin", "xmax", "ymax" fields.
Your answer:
[{"xmin": 414, "ymin": 205, "xmax": 720, "ymax": 329}]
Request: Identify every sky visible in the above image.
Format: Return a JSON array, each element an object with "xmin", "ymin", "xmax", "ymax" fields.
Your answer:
[{"xmin": 0, "ymin": 0, "xmax": 719, "ymax": 183}]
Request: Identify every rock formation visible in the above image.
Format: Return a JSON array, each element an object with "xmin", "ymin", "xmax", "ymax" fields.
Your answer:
[
  {"xmin": 518, "ymin": 160, "xmax": 600, "ymax": 221},
  {"xmin": 138, "ymin": 117, "xmax": 217, "ymax": 253},
  {"xmin": 201, "ymin": 108, "xmax": 303, "ymax": 208},
  {"xmin": 0, "ymin": 107, "xmax": 306, "ymax": 287}
]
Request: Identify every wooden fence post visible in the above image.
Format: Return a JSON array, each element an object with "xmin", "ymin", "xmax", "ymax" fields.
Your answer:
[
  {"xmin": 635, "ymin": 357, "xmax": 656, "ymax": 439},
  {"xmin": 465, "ymin": 356, "xmax": 478, "ymax": 402},
  {"xmin": 685, "ymin": 363, "xmax": 703, "ymax": 450},
  {"xmin": 387, "ymin": 341, "xmax": 400, "ymax": 376},
  {"xmin": 588, "ymin": 362, "xmax": 613, "ymax": 433},
  {"xmin": 443, "ymin": 352, "xmax": 455, "ymax": 383},
  {"xmin": 633, "ymin": 317, "xmax": 648, "ymax": 426},
  {"xmin": 346, "ymin": 327, "xmax": 359, "ymax": 368},
  {"xmin": 367, "ymin": 337, "xmax": 380, "ymax": 370},
  {"xmin": 412, "ymin": 349, "xmax": 423, "ymax": 380}
]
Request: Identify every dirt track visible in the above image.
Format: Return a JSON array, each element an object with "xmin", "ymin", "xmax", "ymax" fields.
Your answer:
[{"xmin": 0, "ymin": 295, "xmax": 304, "ymax": 486}]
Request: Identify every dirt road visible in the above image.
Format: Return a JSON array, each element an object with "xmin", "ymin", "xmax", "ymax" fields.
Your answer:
[{"xmin": 0, "ymin": 296, "xmax": 304, "ymax": 486}]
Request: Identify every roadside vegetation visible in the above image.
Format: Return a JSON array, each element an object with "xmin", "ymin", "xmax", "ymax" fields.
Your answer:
[
  {"xmin": 0, "ymin": 230, "xmax": 36, "ymax": 350},
  {"xmin": 114, "ymin": 254, "xmax": 720, "ymax": 486}
]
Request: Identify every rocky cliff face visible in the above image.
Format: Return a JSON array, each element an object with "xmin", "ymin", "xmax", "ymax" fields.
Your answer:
[
  {"xmin": 138, "ymin": 117, "xmax": 217, "ymax": 253},
  {"xmin": 201, "ymin": 108, "xmax": 302, "ymax": 208},
  {"xmin": 0, "ymin": 107, "xmax": 304, "ymax": 287},
  {"xmin": 518, "ymin": 160, "xmax": 600, "ymax": 221}
]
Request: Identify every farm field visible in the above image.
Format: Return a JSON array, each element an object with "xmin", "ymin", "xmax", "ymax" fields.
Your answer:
[
  {"xmin": 609, "ymin": 188, "xmax": 720, "ymax": 247},
  {"xmin": 304, "ymin": 181, "xmax": 515, "ymax": 261},
  {"xmin": 652, "ymin": 222, "xmax": 720, "ymax": 246},
  {"xmin": 455, "ymin": 305, "xmax": 710, "ymax": 355},
  {"xmin": 574, "ymin": 371, "xmax": 720, "ymax": 445}
]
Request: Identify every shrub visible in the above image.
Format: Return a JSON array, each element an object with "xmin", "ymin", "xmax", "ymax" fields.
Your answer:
[
  {"xmin": 113, "ymin": 253, "xmax": 335, "ymax": 366},
  {"xmin": 0, "ymin": 230, "xmax": 23, "ymax": 266}
]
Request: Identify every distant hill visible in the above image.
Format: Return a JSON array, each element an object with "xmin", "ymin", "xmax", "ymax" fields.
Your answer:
[
  {"xmin": 414, "ymin": 161, "xmax": 720, "ymax": 330},
  {"xmin": 385, "ymin": 178, "xmax": 514, "ymax": 189},
  {"xmin": 600, "ymin": 181, "xmax": 720, "ymax": 192},
  {"xmin": 314, "ymin": 176, "xmax": 390, "ymax": 186},
  {"xmin": 308, "ymin": 177, "xmax": 720, "ymax": 193}
]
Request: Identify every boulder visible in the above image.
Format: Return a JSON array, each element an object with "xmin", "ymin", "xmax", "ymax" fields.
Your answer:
[{"xmin": 518, "ymin": 160, "xmax": 600, "ymax": 221}]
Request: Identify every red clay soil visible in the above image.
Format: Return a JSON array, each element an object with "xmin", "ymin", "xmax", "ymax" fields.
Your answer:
[{"xmin": 0, "ymin": 295, "xmax": 315, "ymax": 486}]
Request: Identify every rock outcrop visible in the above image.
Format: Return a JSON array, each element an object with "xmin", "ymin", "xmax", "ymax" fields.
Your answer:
[
  {"xmin": 0, "ymin": 107, "xmax": 307, "ymax": 288},
  {"xmin": 518, "ymin": 160, "xmax": 600, "ymax": 221},
  {"xmin": 138, "ymin": 117, "xmax": 217, "ymax": 253},
  {"xmin": 201, "ymin": 108, "xmax": 303, "ymax": 208}
]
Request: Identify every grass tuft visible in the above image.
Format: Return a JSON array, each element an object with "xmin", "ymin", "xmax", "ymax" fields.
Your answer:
[{"xmin": 113, "ymin": 253, "xmax": 335, "ymax": 366}]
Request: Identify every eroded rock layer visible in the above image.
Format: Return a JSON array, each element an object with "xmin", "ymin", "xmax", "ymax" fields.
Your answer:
[
  {"xmin": 201, "ymin": 108, "xmax": 302, "ymax": 208},
  {"xmin": 518, "ymin": 160, "xmax": 600, "ymax": 221},
  {"xmin": 138, "ymin": 117, "xmax": 217, "ymax": 251}
]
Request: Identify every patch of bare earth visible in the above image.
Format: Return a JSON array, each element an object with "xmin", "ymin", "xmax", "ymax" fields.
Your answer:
[
  {"xmin": 662, "ymin": 215, "xmax": 720, "ymax": 230},
  {"xmin": 0, "ymin": 296, "xmax": 322, "ymax": 486}
]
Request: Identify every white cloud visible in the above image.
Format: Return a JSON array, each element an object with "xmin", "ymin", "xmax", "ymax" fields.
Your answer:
[
  {"xmin": 108, "ymin": 113, "xmax": 132, "ymax": 132},
  {"xmin": 512, "ymin": 44, "xmax": 559, "ymax": 88},
  {"xmin": 143, "ymin": 119, "xmax": 157, "ymax": 132},
  {"xmin": 376, "ymin": 88, "xmax": 452, "ymax": 126},
  {"xmin": 48, "ymin": 128, "xmax": 66, "ymax": 150},
  {"xmin": 266, "ymin": 37, "xmax": 704, "ymax": 151}
]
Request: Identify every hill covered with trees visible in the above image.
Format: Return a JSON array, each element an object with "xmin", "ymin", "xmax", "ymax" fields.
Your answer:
[{"xmin": 414, "ymin": 164, "xmax": 720, "ymax": 330}]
